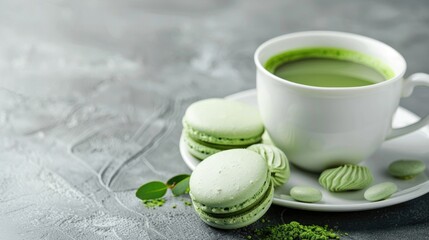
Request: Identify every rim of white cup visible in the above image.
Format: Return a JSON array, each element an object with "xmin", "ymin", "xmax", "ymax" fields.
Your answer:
[{"xmin": 254, "ymin": 31, "xmax": 407, "ymax": 92}]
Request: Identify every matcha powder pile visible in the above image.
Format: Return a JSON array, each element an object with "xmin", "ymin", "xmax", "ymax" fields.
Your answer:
[{"xmin": 253, "ymin": 221, "xmax": 341, "ymax": 240}]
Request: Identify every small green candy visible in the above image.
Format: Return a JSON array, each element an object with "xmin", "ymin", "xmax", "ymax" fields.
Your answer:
[
  {"xmin": 290, "ymin": 186, "xmax": 322, "ymax": 203},
  {"xmin": 364, "ymin": 182, "xmax": 397, "ymax": 202},
  {"xmin": 388, "ymin": 160, "xmax": 426, "ymax": 179}
]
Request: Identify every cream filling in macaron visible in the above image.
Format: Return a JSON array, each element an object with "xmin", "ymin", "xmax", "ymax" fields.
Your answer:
[
  {"xmin": 183, "ymin": 122, "xmax": 262, "ymax": 146},
  {"xmin": 193, "ymin": 183, "xmax": 274, "ymax": 228},
  {"xmin": 190, "ymin": 174, "xmax": 271, "ymax": 214}
]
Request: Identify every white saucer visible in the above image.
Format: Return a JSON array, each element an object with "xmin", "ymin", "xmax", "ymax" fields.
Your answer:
[{"xmin": 180, "ymin": 89, "xmax": 429, "ymax": 212}]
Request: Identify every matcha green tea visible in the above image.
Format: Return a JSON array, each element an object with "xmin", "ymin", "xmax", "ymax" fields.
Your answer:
[
  {"xmin": 274, "ymin": 58, "xmax": 382, "ymax": 87},
  {"xmin": 264, "ymin": 48, "xmax": 394, "ymax": 87}
]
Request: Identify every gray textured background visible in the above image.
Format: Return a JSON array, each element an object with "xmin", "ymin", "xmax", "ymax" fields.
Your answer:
[{"xmin": 0, "ymin": 0, "xmax": 428, "ymax": 239}]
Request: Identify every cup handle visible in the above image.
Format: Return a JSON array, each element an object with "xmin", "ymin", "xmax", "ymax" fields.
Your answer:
[{"xmin": 386, "ymin": 73, "xmax": 429, "ymax": 140}]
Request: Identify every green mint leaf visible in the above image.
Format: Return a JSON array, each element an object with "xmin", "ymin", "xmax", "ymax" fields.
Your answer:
[
  {"xmin": 166, "ymin": 174, "xmax": 190, "ymax": 188},
  {"xmin": 171, "ymin": 176, "xmax": 190, "ymax": 196},
  {"xmin": 136, "ymin": 181, "xmax": 168, "ymax": 200}
]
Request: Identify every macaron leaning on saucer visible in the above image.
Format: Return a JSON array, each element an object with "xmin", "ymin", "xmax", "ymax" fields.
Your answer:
[
  {"xmin": 182, "ymin": 98, "xmax": 264, "ymax": 160},
  {"xmin": 189, "ymin": 149, "xmax": 274, "ymax": 229}
]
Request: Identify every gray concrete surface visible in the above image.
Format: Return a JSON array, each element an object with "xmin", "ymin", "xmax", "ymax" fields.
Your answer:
[{"xmin": 0, "ymin": 0, "xmax": 428, "ymax": 239}]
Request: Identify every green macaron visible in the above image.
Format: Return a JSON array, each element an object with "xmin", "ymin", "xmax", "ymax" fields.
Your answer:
[
  {"xmin": 388, "ymin": 160, "xmax": 426, "ymax": 179},
  {"xmin": 182, "ymin": 131, "xmax": 236, "ymax": 160},
  {"xmin": 182, "ymin": 98, "xmax": 264, "ymax": 159},
  {"xmin": 189, "ymin": 149, "xmax": 273, "ymax": 229}
]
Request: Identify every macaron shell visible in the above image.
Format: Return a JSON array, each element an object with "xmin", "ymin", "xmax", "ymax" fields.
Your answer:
[
  {"xmin": 183, "ymin": 134, "xmax": 219, "ymax": 160},
  {"xmin": 184, "ymin": 123, "xmax": 263, "ymax": 146},
  {"xmin": 193, "ymin": 183, "xmax": 274, "ymax": 230},
  {"xmin": 182, "ymin": 132, "xmax": 239, "ymax": 160},
  {"xmin": 191, "ymin": 176, "xmax": 271, "ymax": 214},
  {"xmin": 190, "ymin": 149, "xmax": 268, "ymax": 208},
  {"xmin": 183, "ymin": 98, "xmax": 264, "ymax": 141}
]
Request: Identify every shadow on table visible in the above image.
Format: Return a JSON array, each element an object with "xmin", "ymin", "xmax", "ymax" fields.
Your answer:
[
  {"xmin": 215, "ymin": 193, "xmax": 429, "ymax": 239},
  {"xmin": 263, "ymin": 193, "xmax": 428, "ymax": 231}
]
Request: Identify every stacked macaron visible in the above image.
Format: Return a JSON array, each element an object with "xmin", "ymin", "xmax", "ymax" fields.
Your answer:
[
  {"xmin": 182, "ymin": 98, "xmax": 264, "ymax": 160},
  {"xmin": 189, "ymin": 149, "xmax": 274, "ymax": 229}
]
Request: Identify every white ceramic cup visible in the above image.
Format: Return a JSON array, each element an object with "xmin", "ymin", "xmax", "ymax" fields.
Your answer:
[{"xmin": 255, "ymin": 31, "xmax": 429, "ymax": 172}]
